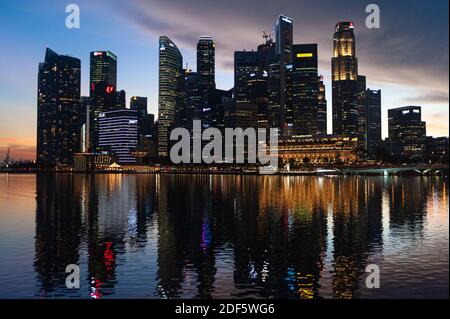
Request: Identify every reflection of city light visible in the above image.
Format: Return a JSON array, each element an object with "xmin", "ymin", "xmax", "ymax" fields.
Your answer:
[
  {"xmin": 104, "ymin": 241, "xmax": 114, "ymax": 271},
  {"xmin": 90, "ymin": 278, "xmax": 102, "ymax": 299},
  {"xmin": 200, "ymin": 215, "xmax": 212, "ymax": 252}
]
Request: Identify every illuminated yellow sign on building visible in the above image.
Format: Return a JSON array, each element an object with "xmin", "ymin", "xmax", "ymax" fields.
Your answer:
[{"xmin": 297, "ymin": 53, "xmax": 313, "ymax": 58}]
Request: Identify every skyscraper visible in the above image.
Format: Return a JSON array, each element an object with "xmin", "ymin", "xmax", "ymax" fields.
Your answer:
[
  {"xmin": 357, "ymin": 75, "xmax": 367, "ymax": 149},
  {"xmin": 388, "ymin": 106, "xmax": 427, "ymax": 161},
  {"xmin": 98, "ymin": 109, "xmax": 138, "ymax": 164},
  {"xmin": 89, "ymin": 51, "xmax": 118, "ymax": 151},
  {"xmin": 197, "ymin": 36, "xmax": 215, "ymax": 89},
  {"xmin": 37, "ymin": 48, "xmax": 81, "ymax": 168},
  {"xmin": 158, "ymin": 36, "xmax": 183, "ymax": 157},
  {"xmin": 80, "ymin": 96, "xmax": 90, "ymax": 152},
  {"xmin": 318, "ymin": 76, "xmax": 327, "ymax": 135},
  {"xmin": 234, "ymin": 38, "xmax": 275, "ymax": 130},
  {"xmin": 130, "ymin": 96, "xmax": 148, "ymax": 144},
  {"xmin": 360, "ymin": 89, "xmax": 382, "ymax": 158},
  {"xmin": 184, "ymin": 71, "xmax": 209, "ymax": 132},
  {"xmin": 290, "ymin": 44, "xmax": 320, "ymax": 136},
  {"xmin": 274, "ymin": 15, "xmax": 293, "ymax": 133},
  {"xmin": 115, "ymin": 90, "xmax": 126, "ymax": 109},
  {"xmin": 332, "ymin": 22, "xmax": 359, "ymax": 137},
  {"xmin": 275, "ymin": 15, "xmax": 293, "ymax": 66}
]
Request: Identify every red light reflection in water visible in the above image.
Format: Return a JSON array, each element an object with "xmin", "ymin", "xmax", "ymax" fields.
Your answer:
[{"xmin": 90, "ymin": 241, "xmax": 115, "ymax": 299}]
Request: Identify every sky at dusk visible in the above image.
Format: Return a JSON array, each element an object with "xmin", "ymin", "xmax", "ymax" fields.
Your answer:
[{"xmin": 0, "ymin": 0, "xmax": 448, "ymax": 161}]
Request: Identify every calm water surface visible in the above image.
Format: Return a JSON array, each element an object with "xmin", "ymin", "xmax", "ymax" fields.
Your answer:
[{"xmin": 0, "ymin": 173, "xmax": 448, "ymax": 299}]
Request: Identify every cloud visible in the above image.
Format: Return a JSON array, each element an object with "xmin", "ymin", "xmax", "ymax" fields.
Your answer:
[
  {"xmin": 119, "ymin": 0, "xmax": 448, "ymax": 88},
  {"xmin": 402, "ymin": 92, "xmax": 449, "ymax": 105},
  {"xmin": 0, "ymin": 138, "xmax": 17, "ymax": 143}
]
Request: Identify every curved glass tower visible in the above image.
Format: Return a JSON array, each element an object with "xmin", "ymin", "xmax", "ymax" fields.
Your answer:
[{"xmin": 158, "ymin": 36, "xmax": 183, "ymax": 157}]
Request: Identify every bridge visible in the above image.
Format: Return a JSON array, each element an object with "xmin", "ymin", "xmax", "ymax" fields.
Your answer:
[{"xmin": 317, "ymin": 166, "xmax": 449, "ymax": 176}]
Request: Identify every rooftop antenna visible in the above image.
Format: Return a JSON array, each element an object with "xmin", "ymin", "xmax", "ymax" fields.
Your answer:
[
  {"xmin": 263, "ymin": 31, "xmax": 273, "ymax": 44},
  {"xmin": 263, "ymin": 31, "xmax": 269, "ymax": 43},
  {"xmin": 4, "ymin": 148, "xmax": 11, "ymax": 164}
]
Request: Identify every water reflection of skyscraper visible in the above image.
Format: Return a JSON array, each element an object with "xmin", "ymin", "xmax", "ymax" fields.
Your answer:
[
  {"xmin": 34, "ymin": 174, "xmax": 437, "ymax": 298},
  {"xmin": 34, "ymin": 174, "xmax": 156, "ymax": 298},
  {"xmin": 34, "ymin": 174, "xmax": 82, "ymax": 297}
]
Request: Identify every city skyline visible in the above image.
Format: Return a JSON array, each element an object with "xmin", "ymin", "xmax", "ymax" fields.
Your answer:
[{"xmin": 0, "ymin": 0, "xmax": 449, "ymax": 160}]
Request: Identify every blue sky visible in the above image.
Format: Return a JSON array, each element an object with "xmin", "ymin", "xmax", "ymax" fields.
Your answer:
[{"xmin": 0, "ymin": 0, "xmax": 448, "ymax": 160}]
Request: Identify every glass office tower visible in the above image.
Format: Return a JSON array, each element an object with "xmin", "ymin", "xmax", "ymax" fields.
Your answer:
[
  {"xmin": 89, "ymin": 50, "xmax": 118, "ymax": 151},
  {"xmin": 37, "ymin": 48, "xmax": 81, "ymax": 167},
  {"xmin": 158, "ymin": 36, "xmax": 183, "ymax": 157}
]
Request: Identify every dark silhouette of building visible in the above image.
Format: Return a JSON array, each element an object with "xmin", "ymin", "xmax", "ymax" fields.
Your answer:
[
  {"xmin": 130, "ymin": 96, "xmax": 154, "ymax": 144},
  {"xmin": 210, "ymin": 89, "xmax": 233, "ymax": 133},
  {"xmin": 158, "ymin": 36, "xmax": 183, "ymax": 157},
  {"xmin": 234, "ymin": 48, "xmax": 269, "ymax": 129},
  {"xmin": 359, "ymin": 89, "xmax": 382, "ymax": 159},
  {"xmin": 89, "ymin": 51, "xmax": 118, "ymax": 151},
  {"xmin": 182, "ymin": 70, "xmax": 209, "ymax": 132},
  {"xmin": 426, "ymin": 136, "xmax": 449, "ymax": 163},
  {"xmin": 197, "ymin": 36, "xmax": 215, "ymax": 90},
  {"xmin": 332, "ymin": 22, "xmax": 359, "ymax": 137},
  {"xmin": 37, "ymin": 48, "xmax": 81, "ymax": 168},
  {"xmin": 388, "ymin": 106, "xmax": 427, "ymax": 161},
  {"xmin": 115, "ymin": 90, "xmax": 126, "ymax": 110}
]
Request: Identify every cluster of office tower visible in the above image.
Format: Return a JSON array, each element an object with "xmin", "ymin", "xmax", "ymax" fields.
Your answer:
[
  {"xmin": 36, "ymin": 15, "xmax": 446, "ymax": 168},
  {"xmin": 156, "ymin": 16, "xmax": 385, "ymax": 160},
  {"xmin": 37, "ymin": 48, "xmax": 155, "ymax": 167}
]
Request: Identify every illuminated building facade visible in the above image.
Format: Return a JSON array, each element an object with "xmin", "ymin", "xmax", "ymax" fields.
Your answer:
[
  {"xmin": 158, "ymin": 36, "xmax": 183, "ymax": 157},
  {"xmin": 233, "ymin": 17, "xmax": 327, "ymax": 137},
  {"xmin": 73, "ymin": 152, "xmax": 116, "ymax": 171},
  {"xmin": 224, "ymin": 102, "xmax": 258, "ymax": 129},
  {"xmin": 318, "ymin": 76, "xmax": 327, "ymax": 134},
  {"xmin": 98, "ymin": 109, "xmax": 138, "ymax": 164},
  {"xmin": 275, "ymin": 15, "xmax": 293, "ymax": 133},
  {"xmin": 388, "ymin": 106, "xmax": 427, "ymax": 161},
  {"xmin": 289, "ymin": 44, "xmax": 320, "ymax": 136},
  {"xmin": 89, "ymin": 51, "xmax": 118, "ymax": 151},
  {"xmin": 275, "ymin": 135, "xmax": 360, "ymax": 164},
  {"xmin": 80, "ymin": 96, "xmax": 90, "ymax": 153},
  {"xmin": 332, "ymin": 22, "xmax": 359, "ymax": 137},
  {"xmin": 37, "ymin": 48, "xmax": 81, "ymax": 168}
]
